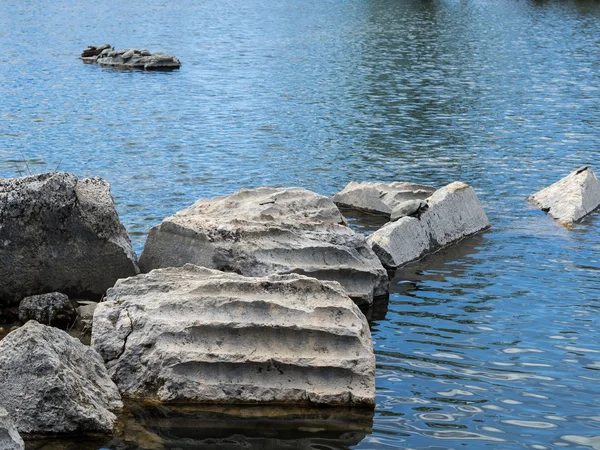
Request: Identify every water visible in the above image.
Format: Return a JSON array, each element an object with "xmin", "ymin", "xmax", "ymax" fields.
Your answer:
[{"xmin": 2, "ymin": 0, "xmax": 600, "ymax": 448}]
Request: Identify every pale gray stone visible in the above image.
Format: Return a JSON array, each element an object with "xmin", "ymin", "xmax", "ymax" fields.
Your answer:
[
  {"xmin": 0, "ymin": 407, "xmax": 24, "ymax": 450},
  {"xmin": 390, "ymin": 199, "xmax": 428, "ymax": 221},
  {"xmin": 139, "ymin": 187, "xmax": 388, "ymax": 306},
  {"xmin": 528, "ymin": 166, "xmax": 600, "ymax": 227},
  {"xmin": 367, "ymin": 182, "xmax": 490, "ymax": 268},
  {"xmin": 18, "ymin": 292, "xmax": 76, "ymax": 329},
  {"xmin": 81, "ymin": 45, "xmax": 181, "ymax": 71},
  {"xmin": 332, "ymin": 181, "xmax": 436, "ymax": 217},
  {"xmin": 0, "ymin": 321, "xmax": 122, "ymax": 434},
  {"xmin": 0, "ymin": 172, "xmax": 139, "ymax": 306},
  {"xmin": 92, "ymin": 265, "xmax": 375, "ymax": 407}
]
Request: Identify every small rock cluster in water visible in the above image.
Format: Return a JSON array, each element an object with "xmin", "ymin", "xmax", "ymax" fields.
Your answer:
[
  {"xmin": 81, "ymin": 44, "xmax": 181, "ymax": 71},
  {"xmin": 0, "ymin": 166, "xmax": 598, "ymax": 448}
]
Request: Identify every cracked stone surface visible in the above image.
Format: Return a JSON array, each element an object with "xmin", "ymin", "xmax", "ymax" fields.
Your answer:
[
  {"xmin": 81, "ymin": 45, "xmax": 181, "ymax": 71},
  {"xmin": 91, "ymin": 264, "xmax": 376, "ymax": 407},
  {"xmin": 139, "ymin": 187, "xmax": 388, "ymax": 307},
  {"xmin": 332, "ymin": 181, "xmax": 436, "ymax": 217},
  {"xmin": 0, "ymin": 172, "xmax": 139, "ymax": 307},
  {"xmin": 367, "ymin": 182, "xmax": 490, "ymax": 268},
  {"xmin": 0, "ymin": 406, "xmax": 24, "ymax": 450},
  {"xmin": 0, "ymin": 321, "xmax": 122, "ymax": 434},
  {"xmin": 528, "ymin": 166, "xmax": 600, "ymax": 227}
]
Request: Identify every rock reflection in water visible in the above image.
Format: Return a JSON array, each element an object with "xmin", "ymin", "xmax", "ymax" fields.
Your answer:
[{"xmin": 25, "ymin": 402, "xmax": 374, "ymax": 450}]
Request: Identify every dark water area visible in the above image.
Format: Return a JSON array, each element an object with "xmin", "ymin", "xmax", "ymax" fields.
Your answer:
[{"xmin": 2, "ymin": 0, "xmax": 600, "ymax": 448}]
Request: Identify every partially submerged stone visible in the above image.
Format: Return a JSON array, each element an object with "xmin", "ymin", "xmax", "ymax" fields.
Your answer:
[
  {"xmin": 0, "ymin": 172, "xmax": 139, "ymax": 306},
  {"xmin": 139, "ymin": 187, "xmax": 388, "ymax": 306},
  {"xmin": 0, "ymin": 321, "xmax": 122, "ymax": 434},
  {"xmin": 528, "ymin": 166, "xmax": 600, "ymax": 227},
  {"xmin": 92, "ymin": 265, "xmax": 375, "ymax": 407},
  {"xmin": 0, "ymin": 407, "xmax": 24, "ymax": 450},
  {"xmin": 81, "ymin": 45, "xmax": 181, "ymax": 71},
  {"xmin": 19, "ymin": 292, "xmax": 76, "ymax": 330},
  {"xmin": 367, "ymin": 182, "xmax": 490, "ymax": 268},
  {"xmin": 332, "ymin": 181, "xmax": 436, "ymax": 217}
]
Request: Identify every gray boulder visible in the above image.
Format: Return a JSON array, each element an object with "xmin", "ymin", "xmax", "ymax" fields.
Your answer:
[
  {"xmin": 92, "ymin": 265, "xmax": 376, "ymax": 407},
  {"xmin": 0, "ymin": 321, "xmax": 122, "ymax": 434},
  {"xmin": 528, "ymin": 166, "xmax": 600, "ymax": 227},
  {"xmin": 0, "ymin": 172, "xmax": 139, "ymax": 306},
  {"xmin": 0, "ymin": 407, "xmax": 24, "ymax": 450},
  {"xmin": 81, "ymin": 45, "xmax": 181, "ymax": 71},
  {"xmin": 18, "ymin": 292, "xmax": 76, "ymax": 329},
  {"xmin": 139, "ymin": 187, "xmax": 388, "ymax": 306},
  {"xmin": 332, "ymin": 181, "xmax": 436, "ymax": 217},
  {"xmin": 367, "ymin": 182, "xmax": 490, "ymax": 268},
  {"xmin": 390, "ymin": 199, "xmax": 429, "ymax": 221}
]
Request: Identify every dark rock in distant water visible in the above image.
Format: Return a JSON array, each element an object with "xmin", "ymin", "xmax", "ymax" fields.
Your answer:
[
  {"xmin": 18, "ymin": 292, "xmax": 76, "ymax": 330},
  {"xmin": 0, "ymin": 172, "xmax": 139, "ymax": 306},
  {"xmin": 81, "ymin": 44, "xmax": 181, "ymax": 71}
]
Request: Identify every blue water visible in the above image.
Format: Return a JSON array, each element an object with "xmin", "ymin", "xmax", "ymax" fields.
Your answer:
[{"xmin": 2, "ymin": 0, "xmax": 600, "ymax": 448}]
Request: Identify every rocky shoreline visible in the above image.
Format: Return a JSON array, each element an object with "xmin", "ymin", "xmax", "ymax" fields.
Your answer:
[{"xmin": 1, "ymin": 167, "xmax": 598, "ymax": 446}]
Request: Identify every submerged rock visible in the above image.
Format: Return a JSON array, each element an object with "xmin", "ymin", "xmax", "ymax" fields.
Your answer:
[
  {"xmin": 367, "ymin": 182, "xmax": 490, "ymax": 268},
  {"xmin": 92, "ymin": 264, "xmax": 375, "ymax": 407},
  {"xmin": 139, "ymin": 187, "xmax": 388, "ymax": 306},
  {"xmin": 0, "ymin": 407, "xmax": 24, "ymax": 450},
  {"xmin": 528, "ymin": 166, "xmax": 600, "ymax": 227},
  {"xmin": 0, "ymin": 321, "xmax": 122, "ymax": 434},
  {"xmin": 0, "ymin": 172, "xmax": 139, "ymax": 306},
  {"xmin": 18, "ymin": 292, "xmax": 76, "ymax": 329},
  {"xmin": 81, "ymin": 44, "xmax": 181, "ymax": 71},
  {"xmin": 332, "ymin": 181, "xmax": 436, "ymax": 217}
]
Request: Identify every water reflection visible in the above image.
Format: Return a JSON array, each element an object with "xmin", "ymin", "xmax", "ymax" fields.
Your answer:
[{"xmin": 25, "ymin": 402, "xmax": 374, "ymax": 450}]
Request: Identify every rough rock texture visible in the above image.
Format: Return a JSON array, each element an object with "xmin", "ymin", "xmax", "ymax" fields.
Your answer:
[
  {"xmin": 0, "ymin": 172, "xmax": 139, "ymax": 306},
  {"xmin": 390, "ymin": 199, "xmax": 428, "ymax": 221},
  {"xmin": 0, "ymin": 407, "xmax": 24, "ymax": 450},
  {"xmin": 76, "ymin": 301, "xmax": 98, "ymax": 330},
  {"xmin": 139, "ymin": 187, "xmax": 388, "ymax": 306},
  {"xmin": 92, "ymin": 265, "xmax": 375, "ymax": 407},
  {"xmin": 367, "ymin": 182, "xmax": 490, "ymax": 268},
  {"xmin": 528, "ymin": 166, "xmax": 600, "ymax": 227},
  {"xmin": 81, "ymin": 45, "xmax": 181, "ymax": 71},
  {"xmin": 0, "ymin": 321, "xmax": 122, "ymax": 434},
  {"xmin": 332, "ymin": 181, "xmax": 436, "ymax": 217},
  {"xmin": 18, "ymin": 292, "xmax": 76, "ymax": 329}
]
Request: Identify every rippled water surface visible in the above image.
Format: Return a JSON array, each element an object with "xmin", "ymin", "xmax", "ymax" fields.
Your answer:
[{"xmin": 2, "ymin": 0, "xmax": 600, "ymax": 448}]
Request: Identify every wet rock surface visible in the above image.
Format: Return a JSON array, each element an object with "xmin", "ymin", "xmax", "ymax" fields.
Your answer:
[
  {"xmin": 18, "ymin": 292, "xmax": 76, "ymax": 329},
  {"xmin": 367, "ymin": 182, "xmax": 490, "ymax": 268},
  {"xmin": 332, "ymin": 181, "xmax": 436, "ymax": 217},
  {"xmin": 81, "ymin": 45, "xmax": 181, "ymax": 71},
  {"xmin": 139, "ymin": 187, "xmax": 388, "ymax": 306},
  {"xmin": 528, "ymin": 166, "xmax": 600, "ymax": 227},
  {"xmin": 0, "ymin": 172, "xmax": 139, "ymax": 307},
  {"xmin": 0, "ymin": 406, "xmax": 24, "ymax": 450},
  {"xmin": 0, "ymin": 321, "xmax": 122, "ymax": 434},
  {"xmin": 92, "ymin": 264, "xmax": 376, "ymax": 407}
]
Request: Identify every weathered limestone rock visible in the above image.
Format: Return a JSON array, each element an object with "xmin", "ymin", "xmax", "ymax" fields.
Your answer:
[
  {"xmin": 18, "ymin": 292, "xmax": 76, "ymax": 329},
  {"xmin": 0, "ymin": 321, "xmax": 122, "ymax": 434},
  {"xmin": 528, "ymin": 166, "xmax": 600, "ymax": 227},
  {"xmin": 76, "ymin": 301, "xmax": 99, "ymax": 330},
  {"xmin": 0, "ymin": 407, "xmax": 24, "ymax": 450},
  {"xmin": 367, "ymin": 182, "xmax": 490, "ymax": 268},
  {"xmin": 332, "ymin": 181, "xmax": 436, "ymax": 217},
  {"xmin": 81, "ymin": 45, "xmax": 181, "ymax": 71},
  {"xmin": 92, "ymin": 265, "xmax": 375, "ymax": 407},
  {"xmin": 139, "ymin": 187, "xmax": 388, "ymax": 306},
  {"xmin": 0, "ymin": 172, "xmax": 139, "ymax": 306}
]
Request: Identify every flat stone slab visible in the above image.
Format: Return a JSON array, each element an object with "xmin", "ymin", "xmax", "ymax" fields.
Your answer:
[
  {"xmin": 92, "ymin": 265, "xmax": 376, "ymax": 407},
  {"xmin": 332, "ymin": 181, "xmax": 436, "ymax": 217},
  {"xmin": 81, "ymin": 44, "xmax": 181, "ymax": 71},
  {"xmin": 528, "ymin": 166, "xmax": 600, "ymax": 227},
  {"xmin": 0, "ymin": 407, "xmax": 24, "ymax": 450},
  {"xmin": 0, "ymin": 172, "xmax": 139, "ymax": 306},
  {"xmin": 0, "ymin": 321, "xmax": 122, "ymax": 434},
  {"xmin": 139, "ymin": 187, "xmax": 388, "ymax": 306},
  {"xmin": 367, "ymin": 182, "xmax": 490, "ymax": 268}
]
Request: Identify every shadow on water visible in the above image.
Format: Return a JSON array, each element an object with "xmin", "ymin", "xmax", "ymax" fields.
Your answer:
[{"xmin": 25, "ymin": 402, "xmax": 374, "ymax": 450}]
